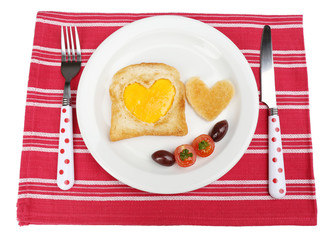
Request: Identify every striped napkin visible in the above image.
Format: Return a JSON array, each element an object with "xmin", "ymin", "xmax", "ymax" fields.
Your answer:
[{"xmin": 17, "ymin": 11, "xmax": 317, "ymax": 226}]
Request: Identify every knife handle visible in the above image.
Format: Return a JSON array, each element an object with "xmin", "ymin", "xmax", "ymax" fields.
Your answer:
[
  {"xmin": 57, "ymin": 105, "xmax": 74, "ymax": 190},
  {"xmin": 268, "ymin": 109, "xmax": 286, "ymax": 198}
]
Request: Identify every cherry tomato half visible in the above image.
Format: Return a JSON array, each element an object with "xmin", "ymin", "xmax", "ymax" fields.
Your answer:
[
  {"xmin": 174, "ymin": 144, "xmax": 197, "ymax": 167},
  {"xmin": 192, "ymin": 134, "xmax": 215, "ymax": 157}
]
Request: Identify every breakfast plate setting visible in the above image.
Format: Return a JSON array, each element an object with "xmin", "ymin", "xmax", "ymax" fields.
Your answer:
[
  {"xmin": 76, "ymin": 15, "xmax": 258, "ymax": 194},
  {"xmin": 17, "ymin": 12, "xmax": 316, "ymax": 226}
]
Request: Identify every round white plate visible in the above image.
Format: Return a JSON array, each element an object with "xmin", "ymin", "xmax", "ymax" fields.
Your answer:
[{"xmin": 76, "ymin": 15, "xmax": 259, "ymax": 194}]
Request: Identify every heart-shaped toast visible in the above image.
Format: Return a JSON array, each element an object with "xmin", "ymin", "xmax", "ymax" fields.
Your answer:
[
  {"xmin": 124, "ymin": 79, "xmax": 176, "ymax": 123},
  {"xmin": 185, "ymin": 77, "xmax": 235, "ymax": 121}
]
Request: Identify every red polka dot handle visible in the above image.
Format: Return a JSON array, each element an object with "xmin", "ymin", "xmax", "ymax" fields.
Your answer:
[
  {"xmin": 57, "ymin": 106, "xmax": 74, "ymax": 190},
  {"xmin": 268, "ymin": 114, "xmax": 286, "ymax": 198}
]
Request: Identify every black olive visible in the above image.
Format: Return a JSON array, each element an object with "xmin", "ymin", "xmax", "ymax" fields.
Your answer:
[
  {"xmin": 209, "ymin": 120, "xmax": 228, "ymax": 142},
  {"xmin": 151, "ymin": 150, "xmax": 176, "ymax": 167}
]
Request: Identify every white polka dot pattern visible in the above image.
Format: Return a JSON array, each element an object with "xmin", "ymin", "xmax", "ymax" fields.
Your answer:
[
  {"xmin": 268, "ymin": 115, "xmax": 286, "ymax": 198},
  {"xmin": 57, "ymin": 106, "xmax": 74, "ymax": 190}
]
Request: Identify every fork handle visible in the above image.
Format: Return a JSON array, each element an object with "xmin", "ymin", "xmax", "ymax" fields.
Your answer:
[
  {"xmin": 57, "ymin": 105, "xmax": 74, "ymax": 190},
  {"xmin": 268, "ymin": 110, "xmax": 286, "ymax": 198}
]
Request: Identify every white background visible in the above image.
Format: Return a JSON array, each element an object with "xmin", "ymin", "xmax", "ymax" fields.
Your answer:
[{"xmin": 1, "ymin": 0, "xmax": 332, "ymax": 239}]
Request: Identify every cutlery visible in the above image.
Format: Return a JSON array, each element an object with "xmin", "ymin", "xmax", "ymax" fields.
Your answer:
[
  {"xmin": 57, "ymin": 26, "xmax": 81, "ymax": 190},
  {"xmin": 260, "ymin": 25, "xmax": 286, "ymax": 198}
]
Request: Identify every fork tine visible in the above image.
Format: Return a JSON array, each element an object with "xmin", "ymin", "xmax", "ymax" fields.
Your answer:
[
  {"xmin": 69, "ymin": 26, "xmax": 75, "ymax": 61},
  {"xmin": 61, "ymin": 26, "xmax": 66, "ymax": 62},
  {"xmin": 74, "ymin": 26, "xmax": 81, "ymax": 62},
  {"xmin": 65, "ymin": 26, "xmax": 71, "ymax": 61}
]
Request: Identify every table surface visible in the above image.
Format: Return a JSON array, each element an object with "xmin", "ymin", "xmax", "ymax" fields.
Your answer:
[{"xmin": 1, "ymin": 0, "xmax": 332, "ymax": 239}]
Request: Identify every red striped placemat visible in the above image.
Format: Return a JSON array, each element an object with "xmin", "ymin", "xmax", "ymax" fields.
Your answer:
[{"xmin": 17, "ymin": 11, "xmax": 317, "ymax": 226}]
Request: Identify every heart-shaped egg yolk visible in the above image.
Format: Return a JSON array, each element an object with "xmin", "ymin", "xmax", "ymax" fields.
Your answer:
[{"xmin": 123, "ymin": 79, "xmax": 176, "ymax": 123}]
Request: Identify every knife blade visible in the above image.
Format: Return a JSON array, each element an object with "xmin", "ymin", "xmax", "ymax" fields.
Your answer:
[{"xmin": 260, "ymin": 25, "xmax": 286, "ymax": 199}]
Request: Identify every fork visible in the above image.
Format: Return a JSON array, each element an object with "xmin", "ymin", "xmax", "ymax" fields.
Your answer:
[{"xmin": 57, "ymin": 25, "xmax": 81, "ymax": 190}]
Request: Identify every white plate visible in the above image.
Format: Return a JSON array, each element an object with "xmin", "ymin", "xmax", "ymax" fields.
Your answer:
[{"xmin": 76, "ymin": 16, "xmax": 259, "ymax": 194}]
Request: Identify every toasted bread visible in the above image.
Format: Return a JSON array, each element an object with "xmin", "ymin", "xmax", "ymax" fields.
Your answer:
[
  {"xmin": 185, "ymin": 77, "xmax": 235, "ymax": 121},
  {"xmin": 109, "ymin": 63, "xmax": 188, "ymax": 141}
]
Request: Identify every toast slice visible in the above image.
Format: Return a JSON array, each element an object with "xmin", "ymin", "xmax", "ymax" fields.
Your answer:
[{"xmin": 109, "ymin": 63, "xmax": 188, "ymax": 141}]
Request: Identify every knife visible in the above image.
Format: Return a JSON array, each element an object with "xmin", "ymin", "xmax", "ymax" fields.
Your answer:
[{"xmin": 260, "ymin": 25, "xmax": 286, "ymax": 198}]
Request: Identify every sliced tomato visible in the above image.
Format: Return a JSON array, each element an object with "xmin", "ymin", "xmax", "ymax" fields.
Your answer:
[
  {"xmin": 192, "ymin": 134, "xmax": 215, "ymax": 157},
  {"xmin": 174, "ymin": 144, "xmax": 197, "ymax": 167}
]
